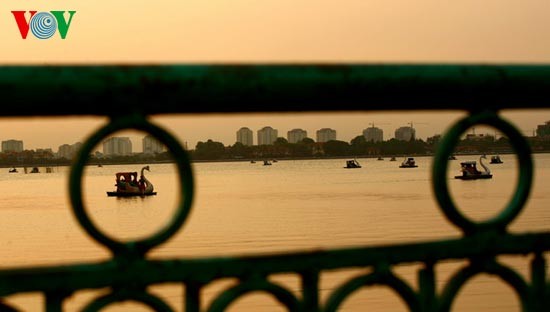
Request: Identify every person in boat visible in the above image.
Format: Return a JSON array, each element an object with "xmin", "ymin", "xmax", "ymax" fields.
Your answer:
[
  {"xmin": 465, "ymin": 164, "xmax": 477, "ymax": 175},
  {"xmin": 116, "ymin": 174, "xmax": 127, "ymax": 191},
  {"xmin": 129, "ymin": 172, "xmax": 139, "ymax": 187},
  {"xmin": 461, "ymin": 162, "xmax": 481, "ymax": 176},
  {"xmin": 115, "ymin": 172, "xmax": 138, "ymax": 192},
  {"xmin": 138, "ymin": 174, "xmax": 146, "ymax": 193}
]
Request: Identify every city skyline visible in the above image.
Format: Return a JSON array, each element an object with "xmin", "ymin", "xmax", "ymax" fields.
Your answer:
[
  {"xmin": 1, "ymin": 111, "xmax": 548, "ymax": 152},
  {"xmin": 1, "ymin": 1, "xmax": 550, "ymax": 152}
]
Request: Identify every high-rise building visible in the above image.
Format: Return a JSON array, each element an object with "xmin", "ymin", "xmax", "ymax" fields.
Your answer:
[
  {"xmin": 316, "ymin": 128, "xmax": 337, "ymax": 143},
  {"xmin": 103, "ymin": 137, "xmax": 132, "ymax": 156},
  {"xmin": 395, "ymin": 126, "xmax": 416, "ymax": 141},
  {"xmin": 1, "ymin": 139, "xmax": 23, "ymax": 153},
  {"xmin": 536, "ymin": 121, "xmax": 550, "ymax": 137},
  {"xmin": 257, "ymin": 126, "xmax": 278, "ymax": 145},
  {"xmin": 57, "ymin": 142, "xmax": 82, "ymax": 159},
  {"xmin": 58, "ymin": 144, "xmax": 72, "ymax": 159},
  {"xmin": 363, "ymin": 126, "xmax": 383, "ymax": 142},
  {"xmin": 287, "ymin": 128, "xmax": 308, "ymax": 143},
  {"xmin": 236, "ymin": 127, "xmax": 254, "ymax": 146},
  {"xmin": 142, "ymin": 135, "xmax": 165, "ymax": 154}
]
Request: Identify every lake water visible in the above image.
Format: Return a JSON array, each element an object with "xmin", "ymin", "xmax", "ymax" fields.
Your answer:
[{"xmin": 1, "ymin": 155, "xmax": 549, "ymax": 311}]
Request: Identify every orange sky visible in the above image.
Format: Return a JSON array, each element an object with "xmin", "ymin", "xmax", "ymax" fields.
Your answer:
[{"xmin": 1, "ymin": 1, "xmax": 549, "ymax": 150}]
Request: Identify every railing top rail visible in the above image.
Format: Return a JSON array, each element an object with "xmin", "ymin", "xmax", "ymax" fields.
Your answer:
[{"xmin": 2, "ymin": 64, "xmax": 550, "ymax": 116}]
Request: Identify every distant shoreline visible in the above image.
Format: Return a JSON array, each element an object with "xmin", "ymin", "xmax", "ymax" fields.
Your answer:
[{"xmin": 2, "ymin": 150, "xmax": 546, "ymax": 169}]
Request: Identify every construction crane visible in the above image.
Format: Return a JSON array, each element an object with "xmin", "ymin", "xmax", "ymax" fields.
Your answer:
[{"xmin": 368, "ymin": 122, "xmax": 390, "ymax": 128}]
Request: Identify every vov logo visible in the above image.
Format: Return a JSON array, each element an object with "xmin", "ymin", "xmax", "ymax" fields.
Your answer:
[{"xmin": 12, "ymin": 11, "xmax": 76, "ymax": 39}]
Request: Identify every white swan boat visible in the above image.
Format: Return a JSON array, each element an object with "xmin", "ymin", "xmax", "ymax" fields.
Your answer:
[
  {"xmin": 454, "ymin": 155, "xmax": 493, "ymax": 180},
  {"xmin": 107, "ymin": 165, "xmax": 156, "ymax": 196}
]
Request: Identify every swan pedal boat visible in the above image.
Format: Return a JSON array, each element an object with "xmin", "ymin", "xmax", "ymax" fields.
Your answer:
[
  {"xmin": 454, "ymin": 156, "xmax": 493, "ymax": 180},
  {"xmin": 107, "ymin": 166, "xmax": 156, "ymax": 197}
]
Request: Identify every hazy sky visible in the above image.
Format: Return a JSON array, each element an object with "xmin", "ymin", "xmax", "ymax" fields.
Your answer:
[{"xmin": 1, "ymin": 1, "xmax": 550, "ymax": 150}]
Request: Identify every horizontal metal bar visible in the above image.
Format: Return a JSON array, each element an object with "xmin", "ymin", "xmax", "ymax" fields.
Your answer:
[
  {"xmin": 1, "ymin": 231, "xmax": 548, "ymax": 296},
  {"xmin": 1, "ymin": 64, "xmax": 550, "ymax": 117}
]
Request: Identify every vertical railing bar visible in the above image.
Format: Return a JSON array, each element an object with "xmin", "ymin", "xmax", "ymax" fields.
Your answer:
[
  {"xmin": 300, "ymin": 270, "xmax": 320, "ymax": 312},
  {"xmin": 45, "ymin": 291, "xmax": 67, "ymax": 312},
  {"xmin": 530, "ymin": 253, "xmax": 546, "ymax": 312},
  {"xmin": 418, "ymin": 263, "xmax": 436, "ymax": 312},
  {"xmin": 184, "ymin": 282, "xmax": 202, "ymax": 312}
]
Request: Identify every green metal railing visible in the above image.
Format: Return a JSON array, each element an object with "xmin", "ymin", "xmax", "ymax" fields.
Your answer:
[{"xmin": 0, "ymin": 64, "xmax": 549, "ymax": 311}]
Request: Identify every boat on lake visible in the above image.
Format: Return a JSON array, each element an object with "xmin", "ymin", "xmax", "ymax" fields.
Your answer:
[
  {"xmin": 263, "ymin": 160, "xmax": 272, "ymax": 166},
  {"xmin": 399, "ymin": 157, "xmax": 418, "ymax": 168},
  {"xmin": 107, "ymin": 165, "xmax": 156, "ymax": 197},
  {"xmin": 344, "ymin": 159, "xmax": 361, "ymax": 168},
  {"xmin": 8, "ymin": 167, "xmax": 17, "ymax": 173},
  {"xmin": 455, "ymin": 155, "xmax": 493, "ymax": 180},
  {"xmin": 490, "ymin": 155, "xmax": 503, "ymax": 164}
]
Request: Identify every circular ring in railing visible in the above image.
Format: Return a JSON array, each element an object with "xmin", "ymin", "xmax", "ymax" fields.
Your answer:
[
  {"xmin": 206, "ymin": 279, "xmax": 300, "ymax": 312},
  {"xmin": 438, "ymin": 259, "xmax": 529, "ymax": 311},
  {"xmin": 81, "ymin": 290, "xmax": 174, "ymax": 312},
  {"xmin": 324, "ymin": 270, "xmax": 419, "ymax": 311},
  {"xmin": 69, "ymin": 115, "xmax": 194, "ymax": 256},
  {"xmin": 432, "ymin": 111, "xmax": 533, "ymax": 234}
]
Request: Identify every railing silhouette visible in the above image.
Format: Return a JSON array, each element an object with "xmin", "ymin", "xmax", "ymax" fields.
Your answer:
[{"xmin": 0, "ymin": 64, "xmax": 549, "ymax": 311}]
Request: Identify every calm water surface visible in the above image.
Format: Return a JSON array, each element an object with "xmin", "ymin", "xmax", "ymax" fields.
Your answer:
[{"xmin": 1, "ymin": 155, "xmax": 549, "ymax": 311}]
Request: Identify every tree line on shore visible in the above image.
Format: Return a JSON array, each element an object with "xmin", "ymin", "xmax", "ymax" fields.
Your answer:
[{"xmin": 190, "ymin": 135, "xmax": 521, "ymax": 160}]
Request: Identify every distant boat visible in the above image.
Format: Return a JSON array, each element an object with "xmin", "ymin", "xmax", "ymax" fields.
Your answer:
[
  {"xmin": 377, "ymin": 156, "xmax": 384, "ymax": 161},
  {"xmin": 455, "ymin": 155, "xmax": 493, "ymax": 180},
  {"xmin": 250, "ymin": 160, "xmax": 256, "ymax": 164},
  {"xmin": 490, "ymin": 155, "xmax": 503, "ymax": 164},
  {"xmin": 272, "ymin": 159, "xmax": 278, "ymax": 163},
  {"xmin": 399, "ymin": 157, "xmax": 418, "ymax": 168},
  {"xmin": 8, "ymin": 167, "xmax": 17, "ymax": 173},
  {"xmin": 30, "ymin": 167, "xmax": 40, "ymax": 173},
  {"xmin": 263, "ymin": 160, "xmax": 272, "ymax": 166},
  {"xmin": 389, "ymin": 156, "xmax": 397, "ymax": 161},
  {"xmin": 344, "ymin": 159, "xmax": 361, "ymax": 168},
  {"xmin": 448, "ymin": 155, "xmax": 457, "ymax": 160}
]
